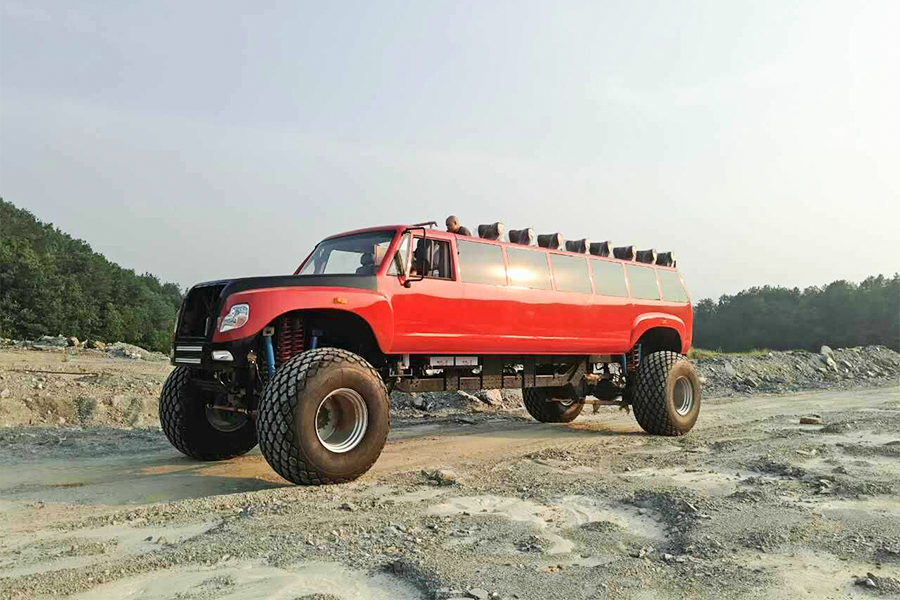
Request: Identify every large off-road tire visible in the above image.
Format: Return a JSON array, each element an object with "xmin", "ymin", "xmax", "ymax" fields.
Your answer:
[
  {"xmin": 522, "ymin": 386, "xmax": 584, "ymax": 423},
  {"xmin": 632, "ymin": 351, "xmax": 701, "ymax": 436},
  {"xmin": 256, "ymin": 348, "xmax": 390, "ymax": 485},
  {"xmin": 159, "ymin": 366, "xmax": 258, "ymax": 460}
]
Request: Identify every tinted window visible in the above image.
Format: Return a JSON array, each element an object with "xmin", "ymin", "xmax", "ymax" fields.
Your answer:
[
  {"xmin": 626, "ymin": 264, "xmax": 660, "ymax": 300},
  {"xmin": 412, "ymin": 237, "xmax": 453, "ymax": 279},
  {"xmin": 550, "ymin": 254, "xmax": 592, "ymax": 294},
  {"xmin": 658, "ymin": 269, "xmax": 688, "ymax": 303},
  {"xmin": 591, "ymin": 260, "xmax": 628, "ymax": 297},
  {"xmin": 506, "ymin": 247, "xmax": 552, "ymax": 290},
  {"xmin": 458, "ymin": 240, "xmax": 507, "ymax": 286}
]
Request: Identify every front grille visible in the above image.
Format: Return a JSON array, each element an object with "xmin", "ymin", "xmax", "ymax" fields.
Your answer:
[{"xmin": 177, "ymin": 284, "xmax": 226, "ymax": 339}]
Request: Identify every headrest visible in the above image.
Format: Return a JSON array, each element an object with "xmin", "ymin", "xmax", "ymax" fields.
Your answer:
[
  {"xmin": 478, "ymin": 222, "xmax": 504, "ymax": 241},
  {"xmin": 360, "ymin": 252, "xmax": 375, "ymax": 266},
  {"xmin": 636, "ymin": 249, "xmax": 657, "ymax": 264},
  {"xmin": 613, "ymin": 246, "xmax": 636, "ymax": 261},
  {"xmin": 565, "ymin": 239, "xmax": 590, "ymax": 254},
  {"xmin": 508, "ymin": 228, "xmax": 535, "ymax": 245},
  {"xmin": 537, "ymin": 233, "xmax": 563, "ymax": 249},
  {"xmin": 589, "ymin": 241, "xmax": 611, "ymax": 257},
  {"xmin": 655, "ymin": 251, "xmax": 675, "ymax": 267}
]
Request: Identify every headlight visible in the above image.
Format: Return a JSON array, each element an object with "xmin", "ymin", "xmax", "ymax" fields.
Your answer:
[{"xmin": 219, "ymin": 304, "xmax": 250, "ymax": 332}]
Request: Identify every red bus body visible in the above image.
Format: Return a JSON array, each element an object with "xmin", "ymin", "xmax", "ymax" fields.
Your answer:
[{"xmin": 210, "ymin": 225, "xmax": 692, "ymax": 358}]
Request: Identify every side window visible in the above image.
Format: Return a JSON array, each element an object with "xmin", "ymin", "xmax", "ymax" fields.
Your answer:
[
  {"xmin": 550, "ymin": 254, "xmax": 592, "ymax": 294},
  {"xmin": 591, "ymin": 260, "xmax": 628, "ymax": 297},
  {"xmin": 658, "ymin": 269, "xmax": 689, "ymax": 303},
  {"xmin": 626, "ymin": 264, "xmax": 661, "ymax": 300},
  {"xmin": 387, "ymin": 234, "xmax": 410, "ymax": 276},
  {"xmin": 457, "ymin": 240, "xmax": 507, "ymax": 286},
  {"xmin": 506, "ymin": 247, "xmax": 552, "ymax": 290},
  {"xmin": 412, "ymin": 237, "xmax": 453, "ymax": 280}
]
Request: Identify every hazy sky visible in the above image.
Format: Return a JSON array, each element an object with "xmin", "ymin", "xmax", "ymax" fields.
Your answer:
[{"xmin": 2, "ymin": 1, "xmax": 898, "ymax": 301}]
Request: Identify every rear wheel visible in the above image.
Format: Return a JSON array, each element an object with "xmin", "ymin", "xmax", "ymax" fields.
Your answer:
[
  {"xmin": 159, "ymin": 367, "xmax": 258, "ymax": 460},
  {"xmin": 631, "ymin": 351, "xmax": 701, "ymax": 436},
  {"xmin": 256, "ymin": 348, "xmax": 390, "ymax": 485},
  {"xmin": 522, "ymin": 386, "xmax": 584, "ymax": 423}
]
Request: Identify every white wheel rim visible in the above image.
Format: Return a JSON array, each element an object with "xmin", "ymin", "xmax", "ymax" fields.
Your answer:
[
  {"xmin": 673, "ymin": 376, "xmax": 694, "ymax": 416},
  {"xmin": 315, "ymin": 388, "xmax": 368, "ymax": 453}
]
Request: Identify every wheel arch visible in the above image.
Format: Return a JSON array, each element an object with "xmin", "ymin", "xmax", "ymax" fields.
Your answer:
[
  {"xmin": 267, "ymin": 308, "xmax": 388, "ymax": 367},
  {"xmin": 634, "ymin": 325, "xmax": 684, "ymax": 356}
]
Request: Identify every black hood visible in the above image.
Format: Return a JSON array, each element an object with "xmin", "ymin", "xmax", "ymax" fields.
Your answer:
[{"xmin": 214, "ymin": 274, "xmax": 378, "ymax": 297}]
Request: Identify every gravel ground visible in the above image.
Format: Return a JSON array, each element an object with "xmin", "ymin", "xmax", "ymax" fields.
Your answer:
[{"xmin": 1, "ymin": 349, "xmax": 899, "ymax": 599}]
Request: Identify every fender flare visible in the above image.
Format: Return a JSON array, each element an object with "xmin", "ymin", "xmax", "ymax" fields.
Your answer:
[{"xmin": 629, "ymin": 313, "xmax": 687, "ymax": 352}]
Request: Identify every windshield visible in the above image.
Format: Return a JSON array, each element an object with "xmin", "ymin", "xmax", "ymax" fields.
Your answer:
[{"xmin": 299, "ymin": 231, "xmax": 397, "ymax": 276}]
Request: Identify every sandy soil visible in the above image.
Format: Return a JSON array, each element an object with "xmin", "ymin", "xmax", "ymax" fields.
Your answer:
[{"xmin": 1, "ymin": 353, "xmax": 899, "ymax": 599}]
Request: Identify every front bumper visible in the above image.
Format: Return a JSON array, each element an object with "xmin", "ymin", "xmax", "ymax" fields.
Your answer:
[{"xmin": 171, "ymin": 335, "xmax": 259, "ymax": 370}]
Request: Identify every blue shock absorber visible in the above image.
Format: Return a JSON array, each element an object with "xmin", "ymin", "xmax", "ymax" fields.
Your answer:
[
  {"xmin": 262, "ymin": 327, "xmax": 276, "ymax": 379},
  {"xmin": 619, "ymin": 354, "xmax": 628, "ymax": 374}
]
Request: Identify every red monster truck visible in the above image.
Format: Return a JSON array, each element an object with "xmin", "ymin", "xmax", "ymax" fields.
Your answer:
[{"xmin": 162, "ymin": 222, "xmax": 700, "ymax": 485}]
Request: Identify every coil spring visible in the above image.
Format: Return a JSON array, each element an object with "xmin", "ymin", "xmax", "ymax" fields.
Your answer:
[
  {"xmin": 276, "ymin": 315, "xmax": 305, "ymax": 366},
  {"xmin": 627, "ymin": 343, "xmax": 642, "ymax": 372}
]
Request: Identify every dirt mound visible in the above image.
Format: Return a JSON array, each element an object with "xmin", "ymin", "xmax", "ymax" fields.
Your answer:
[{"xmin": 693, "ymin": 345, "xmax": 900, "ymax": 397}]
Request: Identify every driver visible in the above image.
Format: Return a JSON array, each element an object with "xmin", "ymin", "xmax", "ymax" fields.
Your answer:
[{"xmin": 445, "ymin": 215, "xmax": 472, "ymax": 237}]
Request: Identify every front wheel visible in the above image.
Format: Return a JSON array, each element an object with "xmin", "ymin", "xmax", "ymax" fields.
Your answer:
[
  {"xmin": 631, "ymin": 351, "xmax": 701, "ymax": 436},
  {"xmin": 159, "ymin": 367, "xmax": 258, "ymax": 460},
  {"xmin": 256, "ymin": 348, "xmax": 390, "ymax": 485},
  {"xmin": 522, "ymin": 386, "xmax": 584, "ymax": 423}
]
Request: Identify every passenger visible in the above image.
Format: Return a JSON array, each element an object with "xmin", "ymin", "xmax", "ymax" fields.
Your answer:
[
  {"xmin": 445, "ymin": 215, "xmax": 472, "ymax": 237},
  {"xmin": 355, "ymin": 252, "xmax": 377, "ymax": 275}
]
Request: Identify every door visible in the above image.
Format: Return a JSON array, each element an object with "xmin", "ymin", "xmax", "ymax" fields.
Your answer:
[{"xmin": 383, "ymin": 233, "xmax": 462, "ymax": 354}]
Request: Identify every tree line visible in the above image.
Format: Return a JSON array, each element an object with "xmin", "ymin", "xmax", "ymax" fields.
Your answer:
[
  {"xmin": 693, "ymin": 275, "xmax": 900, "ymax": 352},
  {"xmin": 2, "ymin": 198, "xmax": 897, "ymax": 355},
  {"xmin": 0, "ymin": 199, "xmax": 183, "ymax": 353}
]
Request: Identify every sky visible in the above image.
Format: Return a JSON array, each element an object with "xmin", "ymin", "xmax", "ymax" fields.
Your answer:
[{"xmin": 2, "ymin": 0, "xmax": 898, "ymax": 301}]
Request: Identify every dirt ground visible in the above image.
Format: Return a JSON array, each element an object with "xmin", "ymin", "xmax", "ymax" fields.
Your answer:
[{"xmin": 1, "ymin": 352, "xmax": 899, "ymax": 599}]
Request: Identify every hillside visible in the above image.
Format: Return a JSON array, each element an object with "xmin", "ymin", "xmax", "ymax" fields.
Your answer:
[
  {"xmin": 694, "ymin": 275, "xmax": 900, "ymax": 352},
  {"xmin": 0, "ymin": 199, "xmax": 182, "ymax": 353}
]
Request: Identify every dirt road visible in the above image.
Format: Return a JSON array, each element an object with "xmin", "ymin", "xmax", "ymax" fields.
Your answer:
[{"xmin": 2, "ymin": 381, "xmax": 899, "ymax": 599}]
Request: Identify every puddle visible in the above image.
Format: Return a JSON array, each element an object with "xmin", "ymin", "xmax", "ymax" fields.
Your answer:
[
  {"xmin": 427, "ymin": 494, "xmax": 665, "ymax": 555},
  {"xmin": 67, "ymin": 561, "xmax": 423, "ymax": 600},
  {"xmin": 0, "ymin": 519, "xmax": 220, "ymax": 578}
]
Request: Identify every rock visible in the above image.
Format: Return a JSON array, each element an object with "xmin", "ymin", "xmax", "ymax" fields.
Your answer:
[
  {"xmin": 412, "ymin": 396, "xmax": 427, "ymax": 410},
  {"xmin": 799, "ymin": 416, "xmax": 822, "ymax": 425},
  {"xmin": 456, "ymin": 416, "xmax": 477, "ymax": 425},
  {"xmin": 474, "ymin": 390, "xmax": 502, "ymax": 406},
  {"xmin": 339, "ymin": 502, "xmax": 356, "ymax": 512},
  {"xmin": 67, "ymin": 337, "xmax": 80, "ymax": 347},
  {"xmin": 35, "ymin": 335, "xmax": 68, "ymax": 348},
  {"xmin": 823, "ymin": 356, "xmax": 839, "ymax": 372},
  {"xmin": 0, "ymin": 389, "xmax": 9, "ymax": 399},
  {"xmin": 86, "ymin": 340, "xmax": 106, "ymax": 350},
  {"xmin": 820, "ymin": 345, "xmax": 834, "ymax": 358},
  {"xmin": 742, "ymin": 376, "xmax": 760, "ymax": 388},
  {"xmin": 724, "ymin": 363, "xmax": 737, "ymax": 377},
  {"xmin": 467, "ymin": 589, "xmax": 490, "ymax": 600},
  {"xmin": 423, "ymin": 468, "xmax": 460, "ymax": 486}
]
